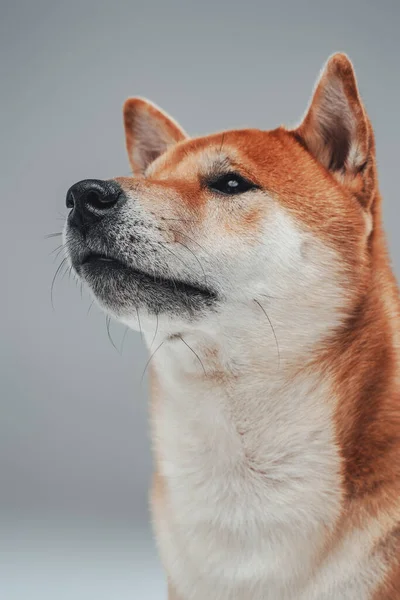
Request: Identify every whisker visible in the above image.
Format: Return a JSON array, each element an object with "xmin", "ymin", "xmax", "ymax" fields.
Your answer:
[
  {"xmin": 120, "ymin": 326, "xmax": 129, "ymax": 354},
  {"xmin": 51, "ymin": 257, "xmax": 69, "ymax": 309},
  {"xmin": 178, "ymin": 335, "xmax": 207, "ymax": 375},
  {"xmin": 140, "ymin": 341, "xmax": 164, "ymax": 385},
  {"xmin": 173, "ymin": 240, "xmax": 207, "ymax": 286},
  {"xmin": 136, "ymin": 307, "xmax": 143, "ymax": 340},
  {"xmin": 49, "ymin": 244, "xmax": 64, "ymax": 256},
  {"xmin": 45, "ymin": 232, "xmax": 63, "ymax": 239},
  {"xmin": 54, "ymin": 246, "xmax": 67, "ymax": 262},
  {"xmin": 253, "ymin": 299, "xmax": 280, "ymax": 369},
  {"xmin": 87, "ymin": 300, "xmax": 95, "ymax": 316},
  {"xmin": 168, "ymin": 229, "xmax": 212, "ymax": 259},
  {"xmin": 150, "ymin": 313, "xmax": 159, "ymax": 350},
  {"xmin": 61, "ymin": 264, "xmax": 71, "ymax": 281},
  {"xmin": 159, "ymin": 242, "xmax": 193, "ymax": 274},
  {"xmin": 105, "ymin": 315, "xmax": 119, "ymax": 353}
]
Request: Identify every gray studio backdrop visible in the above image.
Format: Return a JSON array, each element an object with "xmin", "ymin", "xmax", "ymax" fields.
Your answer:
[{"xmin": 1, "ymin": 1, "xmax": 399, "ymax": 598}]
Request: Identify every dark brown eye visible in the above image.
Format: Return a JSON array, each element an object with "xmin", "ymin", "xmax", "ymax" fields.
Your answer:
[{"xmin": 209, "ymin": 173, "xmax": 257, "ymax": 196}]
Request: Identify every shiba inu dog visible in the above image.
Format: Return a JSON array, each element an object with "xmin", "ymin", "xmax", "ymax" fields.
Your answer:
[{"xmin": 64, "ymin": 54, "xmax": 400, "ymax": 599}]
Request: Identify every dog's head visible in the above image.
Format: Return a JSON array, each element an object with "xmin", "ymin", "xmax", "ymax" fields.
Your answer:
[{"xmin": 65, "ymin": 54, "xmax": 378, "ymax": 354}]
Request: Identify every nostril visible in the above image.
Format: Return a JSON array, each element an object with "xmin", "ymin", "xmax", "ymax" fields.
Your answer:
[
  {"xmin": 66, "ymin": 190, "xmax": 75, "ymax": 209},
  {"xmin": 85, "ymin": 190, "xmax": 103, "ymax": 207},
  {"xmin": 84, "ymin": 187, "xmax": 119, "ymax": 209}
]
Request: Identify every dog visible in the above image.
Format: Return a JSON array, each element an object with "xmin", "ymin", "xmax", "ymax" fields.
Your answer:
[{"xmin": 64, "ymin": 54, "xmax": 400, "ymax": 599}]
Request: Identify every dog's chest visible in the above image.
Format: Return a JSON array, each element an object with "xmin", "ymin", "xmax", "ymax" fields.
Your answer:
[{"xmin": 151, "ymin": 369, "xmax": 344, "ymax": 599}]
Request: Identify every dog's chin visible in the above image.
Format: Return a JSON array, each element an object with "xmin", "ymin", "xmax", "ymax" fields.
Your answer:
[{"xmin": 75, "ymin": 253, "xmax": 218, "ymax": 318}]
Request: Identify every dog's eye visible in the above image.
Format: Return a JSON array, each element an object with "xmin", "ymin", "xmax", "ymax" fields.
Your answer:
[{"xmin": 209, "ymin": 173, "xmax": 257, "ymax": 196}]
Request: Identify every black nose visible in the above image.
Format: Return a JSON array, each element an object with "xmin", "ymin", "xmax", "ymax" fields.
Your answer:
[{"xmin": 66, "ymin": 179, "xmax": 124, "ymax": 229}]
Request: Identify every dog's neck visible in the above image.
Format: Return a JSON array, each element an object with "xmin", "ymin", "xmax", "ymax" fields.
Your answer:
[
  {"xmin": 149, "ymin": 322, "xmax": 340, "ymax": 486},
  {"xmin": 147, "ymin": 306, "xmax": 343, "ymax": 492},
  {"xmin": 146, "ymin": 240, "xmax": 400, "ymax": 517},
  {"xmin": 146, "ymin": 316, "xmax": 343, "ymax": 594},
  {"xmin": 143, "ymin": 226, "xmax": 400, "ymax": 598}
]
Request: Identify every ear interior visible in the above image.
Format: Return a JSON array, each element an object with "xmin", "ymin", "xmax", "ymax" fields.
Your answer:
[
  {"xmin": 123, "ymin": 98, "xmax": 187, "ymax": 175},
  {"xmin": 294, "ymin": 54, "xmax": 372, "ymax": 178}
]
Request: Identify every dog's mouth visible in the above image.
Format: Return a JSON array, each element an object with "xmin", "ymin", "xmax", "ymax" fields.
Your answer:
[
  {"xmin": 76, "ymin": 251, "xmax": 218, "ymax": 316},
  {"xmin": 81, "ymin": 253, "xmax": 125, "ymax": 268}
]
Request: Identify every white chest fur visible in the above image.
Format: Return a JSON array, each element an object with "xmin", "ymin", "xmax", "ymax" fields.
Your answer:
[{"xmin": 150, "ymin": 342, "xmax": 344, "ymax": 600}]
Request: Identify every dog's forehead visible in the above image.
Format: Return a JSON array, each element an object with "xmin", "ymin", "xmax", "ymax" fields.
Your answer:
[{"xmin": 146, "ymin": 129, "xmax": 286, "ymax": 181}]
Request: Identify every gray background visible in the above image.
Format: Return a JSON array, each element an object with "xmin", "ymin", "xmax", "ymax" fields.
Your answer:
[{"xmin": 1, "ymin": 0, "xmax": 399, "ymax": 598}]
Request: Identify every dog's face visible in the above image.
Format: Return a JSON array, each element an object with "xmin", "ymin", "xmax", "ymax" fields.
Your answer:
[{"xmin": 65, "ymin": 54, "xmax": 376, "ymax": 349}]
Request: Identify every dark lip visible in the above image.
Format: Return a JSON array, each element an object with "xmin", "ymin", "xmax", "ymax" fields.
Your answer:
[
  {"xmin": 81, "ymin": 253, "xmax": 121, "ymax": 266},
  {"xmin": 80, "ymin": 252, "xmax": 217, "ymax": 300}
]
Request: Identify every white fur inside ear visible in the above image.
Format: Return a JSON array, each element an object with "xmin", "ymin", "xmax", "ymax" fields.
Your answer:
[
  {"xmin": 132, "ymin": 113, "xmax": 174, "ymax": 172},
  {"xmin": 124, "ymin": 98, "xmax": 187, "ymax": 174},
  {"xmin": 297, "ymin": 57, "xmax": 369, "ymax": 176},
  {"xmin": 308, "ymin": 77, "xmax": 357, "ymax": 171},
  {"xmin": 317, "ymin": 76, "xmax": 355, "ymax": 134}
]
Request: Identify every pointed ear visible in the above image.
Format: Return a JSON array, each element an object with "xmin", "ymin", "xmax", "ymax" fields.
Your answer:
[
  {"xmin": 294, "ymin": 54, "xmax": 376, "ymax": 206},
  {"xmin": 123, "ymin": 98, "xmax": 188, "ymax": 175}
]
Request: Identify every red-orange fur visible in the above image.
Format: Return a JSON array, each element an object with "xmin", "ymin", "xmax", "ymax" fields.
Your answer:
[{"xmin": 121, "ymin": 54, "xmax": 400, "ymax": 597}]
